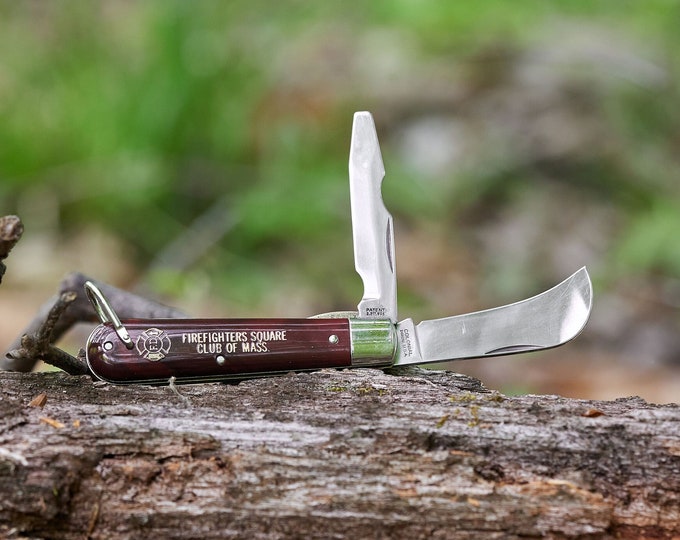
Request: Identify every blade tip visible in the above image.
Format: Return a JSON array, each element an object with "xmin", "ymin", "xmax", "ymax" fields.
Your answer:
[
  {"xmin": 575, "ymin": 266, "xmax": 594, "ymax": 309},
  {"xmin": 352, "ymin": 111, "xmax": 376, "ymax": 134}
]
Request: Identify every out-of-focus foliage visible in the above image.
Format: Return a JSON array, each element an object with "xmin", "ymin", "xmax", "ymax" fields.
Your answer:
[
  {"xmin": 1, "ymin": 0, "xmax": 679, "ymax": 318},
  {"xmin": 2, "ymin": 1, "xmax": 680, "ymax": 400}
]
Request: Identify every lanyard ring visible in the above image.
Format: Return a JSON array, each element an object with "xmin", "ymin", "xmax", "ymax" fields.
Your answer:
[{"xmin": 84, "ymin": 281, "xmax": 134, "ymax": 350}]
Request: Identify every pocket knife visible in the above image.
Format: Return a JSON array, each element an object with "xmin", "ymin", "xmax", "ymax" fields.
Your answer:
[{"xmin": 85, "ymin": 112, "xmax": 593, "ymax": 384}]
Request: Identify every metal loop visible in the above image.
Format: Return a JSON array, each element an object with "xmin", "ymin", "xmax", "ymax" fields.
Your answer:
[{"xmin": 84, "ymin": 281, "xmax": 134, "ymax": 350}]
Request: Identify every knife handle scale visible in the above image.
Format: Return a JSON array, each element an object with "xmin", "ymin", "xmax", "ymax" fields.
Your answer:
[{"xmin": 86, "ymin": 318, "xmax": 395, "ymax": 384}]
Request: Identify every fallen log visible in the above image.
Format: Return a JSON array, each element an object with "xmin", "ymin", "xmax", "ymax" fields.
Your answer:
[{"xmin": 0, "ymin": 368, "xmax": 678, "ymax": 539}]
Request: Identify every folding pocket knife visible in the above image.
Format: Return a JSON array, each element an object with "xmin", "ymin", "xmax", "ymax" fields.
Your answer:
[{"xmin": 85, "ymin": 112, "xmax": 593, "ymax": 384}]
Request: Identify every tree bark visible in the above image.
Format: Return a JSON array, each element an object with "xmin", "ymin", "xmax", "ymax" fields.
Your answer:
[{"xmin": 0, "ymin": 368, "xmax": 678, "ymax": 539}]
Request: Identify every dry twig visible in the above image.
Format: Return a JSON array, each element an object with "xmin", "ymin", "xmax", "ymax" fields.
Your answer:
[
  {"xmin": 5, "ymin": 291, "xmax": 90, "ymax": 375},
  {"xmin": 2, "ymin": 272, "xmax": 188, "ymax": 372},
  {"xmin": 0, "ymin": 214, "xmax": 188, "ymax": 373},
  {"xmin": 0, "ymin": 215, "xmax": 23, "ymax": 284}
]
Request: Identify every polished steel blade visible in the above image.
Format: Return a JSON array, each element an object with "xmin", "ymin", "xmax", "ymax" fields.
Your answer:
[
  {"xmin": 394, "ymin": 267, "xmax": 592, "ymax": 365},
  {"xmin": 349, "ymin": 111, "xmax": 397, "ymax": 321}
]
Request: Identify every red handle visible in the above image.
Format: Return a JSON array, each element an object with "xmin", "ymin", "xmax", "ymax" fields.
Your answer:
[{"xmin": 86, "ymin": 318, "xmax": 352, "ymax": 384}]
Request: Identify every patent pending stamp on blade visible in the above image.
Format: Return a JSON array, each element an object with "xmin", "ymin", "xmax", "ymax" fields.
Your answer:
[{"xmin": 84, "ymin": 112, "xmax": 593, "ymax": 385}]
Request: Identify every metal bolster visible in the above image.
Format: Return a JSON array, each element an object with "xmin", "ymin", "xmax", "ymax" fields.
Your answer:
[{"xmin": 349, "ymin": 318, "xmax": 396, "ymax": 367}]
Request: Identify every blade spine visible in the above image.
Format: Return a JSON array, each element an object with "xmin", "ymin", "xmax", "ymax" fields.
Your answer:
[{"xmin": 415, "ymin": 266, "xmax": 591, "ymax": 327}]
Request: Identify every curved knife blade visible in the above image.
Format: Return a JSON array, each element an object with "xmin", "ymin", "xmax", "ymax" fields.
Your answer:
[
  {"xmin": 394, "ymin": 267, "xmax": 593, "ymax": 365},
  {"xmin": 349, "ymin": 111, "xmax": 397, "ymax": 321}
]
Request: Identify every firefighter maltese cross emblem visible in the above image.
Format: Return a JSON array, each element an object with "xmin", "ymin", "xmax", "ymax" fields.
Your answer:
[{"xmin": 136, "ymin": 327, "xmax": 171, "ymax": 361}]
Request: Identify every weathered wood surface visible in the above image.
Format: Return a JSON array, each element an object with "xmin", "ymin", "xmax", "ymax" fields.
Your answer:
[{"xmin": 0, "ymin": 368, "xmax": 678, "ymax": 539}]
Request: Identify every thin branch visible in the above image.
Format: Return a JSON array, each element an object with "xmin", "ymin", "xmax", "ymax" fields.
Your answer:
[
  {"xmin": 2, "ymin": 272, "xmax": 188, "ymax": 372},
  {"xmin": 6, "ymin": 291, "xmax": 89, "ymax": 375},
  {"xmin": 0, "ymin": 215, "xmax": 24, "ymax": 284}
]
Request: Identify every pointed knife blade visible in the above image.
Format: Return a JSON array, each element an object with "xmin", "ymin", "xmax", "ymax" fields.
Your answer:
[
  {"xmin": 394, "ymin": 267, "xmax": 592, "ymax": 365},
  {"xmin": 349, "ymin": 111, "xmax": 397, "ymax": 321}
]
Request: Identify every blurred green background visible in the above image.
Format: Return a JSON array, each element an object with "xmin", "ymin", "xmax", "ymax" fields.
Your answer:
[{"xmin": 1, "ymin": 1, "xmax": 679, "ymax": 401}]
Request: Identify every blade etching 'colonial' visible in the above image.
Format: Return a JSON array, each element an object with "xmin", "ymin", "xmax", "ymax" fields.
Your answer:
[
  {"xmin": 394, "ymin": 267, "xmax": 592, "ymax": 365},
  {"xmin": 349, "ymin": 111, "xmax": 397, "ymax": 321}
]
